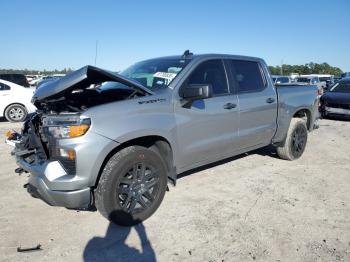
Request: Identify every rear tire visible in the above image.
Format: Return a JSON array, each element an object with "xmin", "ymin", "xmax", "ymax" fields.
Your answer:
[
  {"xmin": 4, "ymin": 104, "xmax": 27, "ymax": 122},
  {"xmin": 276, "ymin": 118, "xmax": 308, "ymax": 161},
  {"xmin": 95, "ymin": 146, "xmax": 168, "ymax": 226}
]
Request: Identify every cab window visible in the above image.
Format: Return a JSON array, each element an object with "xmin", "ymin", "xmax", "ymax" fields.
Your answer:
[
  {"xmin": 227, "ymin": 60, "xmax": 265, "ymax": 93},
  {"xmin": 186, "ymin": 59, "xmax": 229, "ymax": 96}
]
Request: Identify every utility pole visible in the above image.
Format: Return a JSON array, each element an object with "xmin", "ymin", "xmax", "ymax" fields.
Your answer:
[
  {"xmin": 280, "ymin": 59, "xmax": 284, "ymax": 75},
  {"xmin": 94, "ymin": 40, "xmax": 98, "ymax": 66}
]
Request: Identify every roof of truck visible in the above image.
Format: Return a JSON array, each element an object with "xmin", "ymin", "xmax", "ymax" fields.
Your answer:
[{"xmin": 143, "ymin": 53, "xmax": 265, "ymax": 63}]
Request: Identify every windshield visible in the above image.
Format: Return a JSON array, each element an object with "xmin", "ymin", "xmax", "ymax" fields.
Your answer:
[
  {"xmin": 119, "ymin": 58, "xmax": 190, "ymax": 91},
  {"xmin": 330, "ymin": 82, "xmax": 350, "ymax": 93},
  {"xmin": 96, "ymin": 58, "xmax": 191, "ymax": 93}
]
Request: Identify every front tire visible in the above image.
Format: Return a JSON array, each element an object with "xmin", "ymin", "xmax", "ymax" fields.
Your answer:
[
  {"xmin": 95, "ymin": 146, "xmax": 168, "ymax": 226},
  {"xmin": 4, "ymin": 104, "xmax": 28, "ymax": 122},
  {"xmin": 276, "ymin": 118, "xmax": 308, "ymax": 161}
]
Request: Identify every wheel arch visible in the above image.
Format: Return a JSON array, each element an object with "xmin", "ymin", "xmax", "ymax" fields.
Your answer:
[
  {"xmin": 94, "ymin": 135, "xmax": 176, "ymax": 189},
  {"xmin": 274, "ymin": 107, "xmax": 312, "ymax": 147},
  {"xmin": 292, "ymin": 108, "xmax": 312, "ymax": 130}
]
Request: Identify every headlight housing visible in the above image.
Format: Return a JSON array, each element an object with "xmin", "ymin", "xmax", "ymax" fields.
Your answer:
[
  {"xmin": 47, "ymin": 124, "xmax": 90, "ymax": 139},
  {"xmin": 43, "ymin": 115, "xmax": 91, "ymax": 139}
]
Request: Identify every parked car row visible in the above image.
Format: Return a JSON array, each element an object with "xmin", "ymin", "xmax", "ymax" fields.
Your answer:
[
  {"xmin": 271, "ymin": 73, "xmax": 350, "ymax": 120},
  {"xmin": 0, "ymin": 73, "xmax": 66, "ymax": 88},
  {"xmin": 272, "ymin": 73, "xmax": 347, "ymax": 90},
  {"xmin": 272, "ymin": 74, "xmax": 327, "ymax": 89},
  {"xmin": 1, "ymin": 65, "xmax": 347, "ymax": 124}
]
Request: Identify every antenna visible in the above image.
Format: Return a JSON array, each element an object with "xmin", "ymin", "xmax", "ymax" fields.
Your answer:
[{"xmin": 182, "ymin": 50, "xmax": 193, "ymax": 58}]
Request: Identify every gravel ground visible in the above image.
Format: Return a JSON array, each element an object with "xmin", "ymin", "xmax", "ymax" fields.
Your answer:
[{"xmin": 0, "ymin": 118, "xmax": 349, "ymax": 262}]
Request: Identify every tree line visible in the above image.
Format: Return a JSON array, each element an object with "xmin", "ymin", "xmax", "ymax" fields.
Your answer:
[
  {"xmin": 0, "ymin": 62, "xmax": 344, "ymax": 77},
  {"xmin": 0, "ymin": 68, "xmax": 73, "ymax": 75},
  {"xmin": 268, "ymin": 62, "xmax": 343, "ymax": 76}
]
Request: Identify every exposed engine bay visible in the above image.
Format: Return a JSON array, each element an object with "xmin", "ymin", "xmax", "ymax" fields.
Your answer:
[
  {"xmin": 35, "ymin": 86, "xmax": 144, "ymax": 113},
  {"xmin": 32, "ymin": 65, "xmax": 153, "ymax": 114}
]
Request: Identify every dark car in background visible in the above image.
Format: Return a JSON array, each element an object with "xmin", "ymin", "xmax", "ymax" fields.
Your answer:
[
  {"xmin": 341, "ymin": 72, "xmax": 350, "ymax": 79},
  {"xmin": 0, "ymin": 74, "xmax": 30, "ymax": 87},
  {"xmin": 333, "ymin": 76, "xmax": 341, "ymax": 84},
  {"xmin": 320, "ymin": 77, "xmax": 350, "ymax": 119}
]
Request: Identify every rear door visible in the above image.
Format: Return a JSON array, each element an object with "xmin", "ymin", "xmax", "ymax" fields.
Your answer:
[
  {"xmin": 226, "ymin": 59, "xmax": 277, "ymax": 149},
  {"xmin": 175, "ymin": 59, "xmax": 239, "ymax": 169}
]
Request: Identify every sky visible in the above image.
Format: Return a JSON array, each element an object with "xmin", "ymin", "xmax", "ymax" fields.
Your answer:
[{"xmin": 1, "ymin": 0, "xmax": 350, "ymax": 72}]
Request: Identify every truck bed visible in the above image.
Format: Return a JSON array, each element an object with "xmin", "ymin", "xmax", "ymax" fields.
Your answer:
[{"xmin": 273, "ymin": 84, "xmax": 319, "ymax": 144}]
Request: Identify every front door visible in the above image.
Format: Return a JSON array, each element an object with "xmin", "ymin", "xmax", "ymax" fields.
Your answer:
[{"xmin": 175, "ymin": 59, "xmax": 239, "ymax": 170}]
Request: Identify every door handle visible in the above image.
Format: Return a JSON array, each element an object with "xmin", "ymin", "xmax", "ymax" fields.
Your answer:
[
  {"xmin": 223, "ymin": 103, "xmax": 237, "ymax": 109},
  {"xmin": 266, "ymin": 97, "xmax": 275, "ymax": 104}
]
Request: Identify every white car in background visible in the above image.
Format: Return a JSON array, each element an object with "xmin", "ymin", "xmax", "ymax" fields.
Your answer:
[
  {"xmin": 26, "ymin": 75, "xmax": 42, "ymax": 86},
  {"xmin": 0, "ymin": 79, "xmax": 36, "ymax": 122},
  {"xmin": 295, "ymin": 75, "xmax": 325, "ymax": 95}
]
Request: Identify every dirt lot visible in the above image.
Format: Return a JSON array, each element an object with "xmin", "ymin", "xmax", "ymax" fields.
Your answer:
[{"xmin": 0, "ymin": 118, "xmax": 349, "ymax": 262}]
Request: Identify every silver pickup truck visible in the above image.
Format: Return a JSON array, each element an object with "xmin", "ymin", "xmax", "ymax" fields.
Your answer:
[{"xmin": 7, "ymin": 52, "xmax": 319, "ymax": 226}]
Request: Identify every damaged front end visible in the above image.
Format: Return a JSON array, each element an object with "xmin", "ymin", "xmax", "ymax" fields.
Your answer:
[
  {"xmin": 9, "ymin": 113, "xmax": 47, "ymax": 165},
  {"xmin": 6, "ymin": 66, "xmax": 146, "ymax": 209},
  {"xmin": 7, "ymin": 113, "xmax": 94, "ymax": 209}
]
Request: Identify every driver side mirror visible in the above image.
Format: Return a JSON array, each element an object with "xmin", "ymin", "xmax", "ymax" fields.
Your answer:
[{"xmin": 181, "ymin": 84, "xmax": 212, "ymax": 100}]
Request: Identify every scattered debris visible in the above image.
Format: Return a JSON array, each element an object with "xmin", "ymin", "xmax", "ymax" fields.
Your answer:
[{"xmin": 17, "ymin": 244, "xmax": 42, "ymax": 252}]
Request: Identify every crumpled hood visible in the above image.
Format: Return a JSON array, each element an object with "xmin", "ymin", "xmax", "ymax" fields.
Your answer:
[
  {"xmin": 321, "ymin": 92, "xmax": 350, "ymax": 105},
  {"xmin": 32, "ymin": 65, "xmax": 154, "ymax": 104}
]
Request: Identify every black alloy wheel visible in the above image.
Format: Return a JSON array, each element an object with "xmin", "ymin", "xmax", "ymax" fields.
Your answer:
[
  {"xmin": 291, "ymin": 125, "xmax": 307, "ymax": 158},
  {"xmin": 117, "ymin": 162, "xmax": 160, "ymax": 214}
]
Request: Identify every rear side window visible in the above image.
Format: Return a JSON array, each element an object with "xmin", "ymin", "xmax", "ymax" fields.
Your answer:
[
  {"xmin": 227, "ymin": 60, "xmax": 265, "ymax": 93},
  {"xmin": 0, "ymin": 83, "xmax": 10, "ymax": 91},
  {"xmin": 187, "ymin": 59, "xmax": 229, "ymax": 96}
]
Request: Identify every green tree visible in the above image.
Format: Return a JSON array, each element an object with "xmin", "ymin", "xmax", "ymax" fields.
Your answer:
[{"xmin": 268, "ymin": 62, "xmax": 343, "ymax": 76}]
